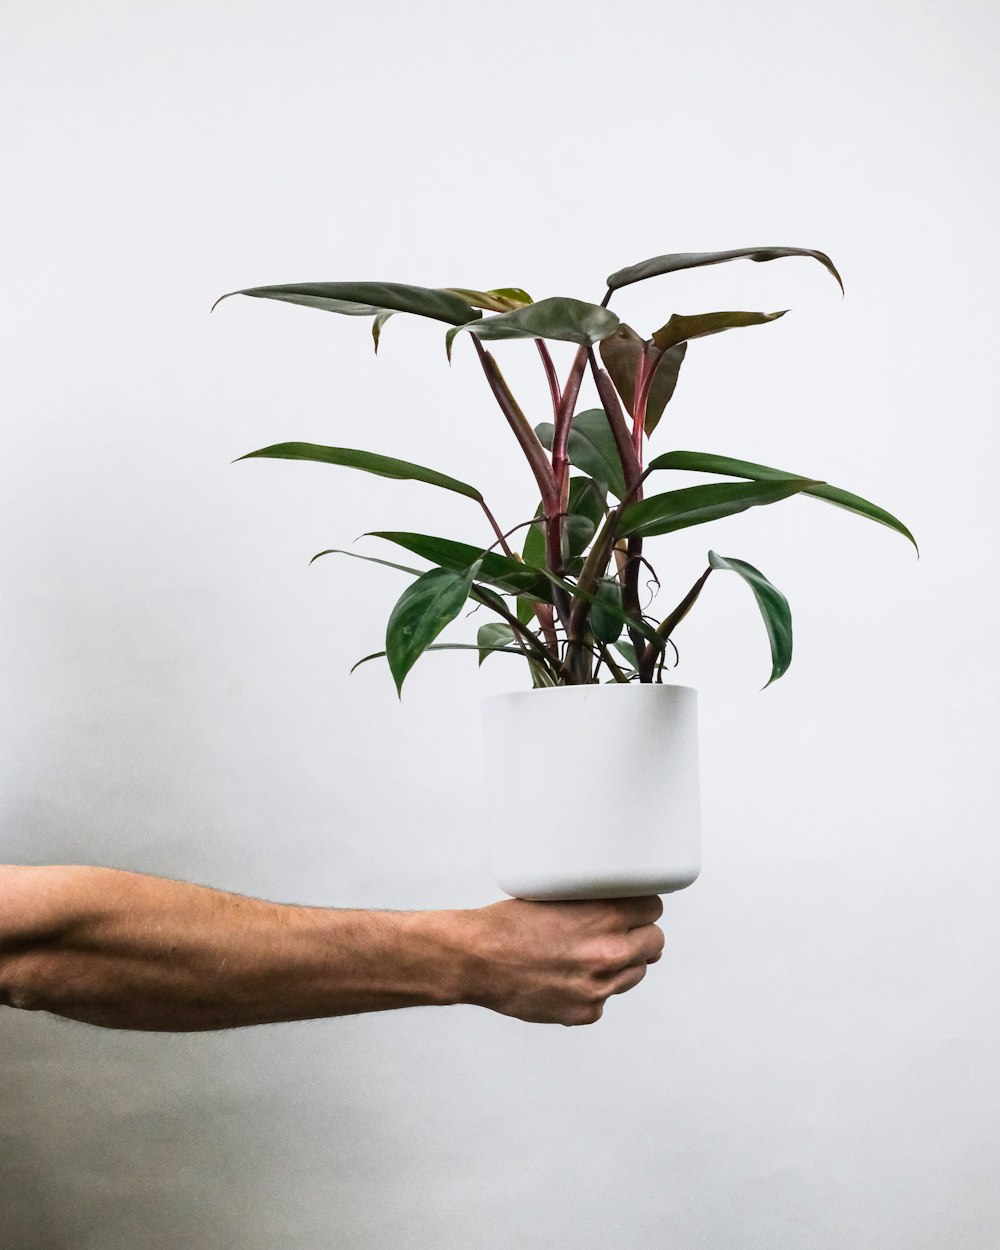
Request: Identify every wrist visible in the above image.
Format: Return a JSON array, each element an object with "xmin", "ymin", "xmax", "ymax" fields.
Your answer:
[{"xmin": 404, "ymin": 908, "xmax": 483, "ymax": 1009}]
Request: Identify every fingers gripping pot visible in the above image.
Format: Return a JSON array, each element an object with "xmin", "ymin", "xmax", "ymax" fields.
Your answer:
[{"xmin": 481, "ymin": 684, "xmax": 701, "ymax": 901}]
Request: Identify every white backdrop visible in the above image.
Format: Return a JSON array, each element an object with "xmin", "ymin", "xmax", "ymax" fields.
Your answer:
[{"xmin": 2, "ymin": 1, "xmax": 998, "ymax": 1247}]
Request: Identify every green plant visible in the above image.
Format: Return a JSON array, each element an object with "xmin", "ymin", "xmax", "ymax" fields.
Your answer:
[{"xmin": 215, "ymin": 246, "xmax": 915, "ymax": 694}]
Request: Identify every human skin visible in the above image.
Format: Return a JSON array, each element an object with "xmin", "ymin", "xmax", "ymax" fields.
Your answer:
[{"xmin": 0, "ymin": 865, "xmax": 665, "ymax": 1031}]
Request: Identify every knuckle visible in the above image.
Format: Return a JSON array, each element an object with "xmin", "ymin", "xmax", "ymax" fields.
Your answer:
[{"xmin": 590, "ymin": 936, "xmax": 627, "ymax": 973}]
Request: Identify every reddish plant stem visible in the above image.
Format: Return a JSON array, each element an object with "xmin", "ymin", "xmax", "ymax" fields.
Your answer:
[
  {"xmin": 471, "ymin": 339, "xmax": 569, "ymax": 632},
  {"xmin": 551, "ymin": 345, "xmax": 589, "ymax": 496},
  {"xmin": 479, "ymin": 500, "xmax": 515, "ymax": 558},
  {"xmin": 472, "ymin": 340, "xmax": 557, "ymax": 509},
  {"xmin": 632, "ymin": 347, "xmax": 654, "ymax": 460},
  {"xmin": 587, "ymin": 349, "xmax": 642, "ymax": 492},
  {"xmin": 535, "ymin": 339, "xmax": 561, "ymax": 417}
]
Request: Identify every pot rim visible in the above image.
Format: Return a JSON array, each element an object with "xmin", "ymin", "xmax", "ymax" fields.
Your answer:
[{"xmin": 481, "ymin": 681, "xmax": 697, "ymax": 708}]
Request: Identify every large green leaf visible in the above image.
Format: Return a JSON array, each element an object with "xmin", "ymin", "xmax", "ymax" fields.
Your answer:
[
  {"xmin": 598, "ymin": 323, "xmax": 686, "ymax": 434},
  {"xmin": 237, "ymin": 441, "xmax": 484, "ymax": 502},
  {"xmin": 618, "ymin": 478, "xmax": 821, "ymax": 540},
  {"xmin": 606, "ymin": 247, "xmax": 844, "ymax": 294},
  {"xmin": 368, "ymin": 531, "xmax": 552, "ymax": 600},
  {"xmin": 385, "ymin": 562, "xmax": 481, "ymax": 694},
  {"xmin": 651, "ymin": 309, "xmax": 787, "ymax": 353},
  {"xmin": 645, "ymin": 450, "xmax": 917, "ymax": 550},
  {"xmin": 536, "ymin": 409, "xmax": 628, "ymax": 500},
  {"xmin": 447, "ymin": 297, "xmax": 620, "ymax": 358},
  {"xmin": 213, "ymin": 281, "xmax": 481, "ymax": 327},
  {"xmin": 708, "ymin": 551, "xmax": 792, "ymax": 686}
]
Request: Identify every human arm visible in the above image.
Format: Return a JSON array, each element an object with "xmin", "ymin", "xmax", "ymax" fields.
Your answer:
[{"xmin": 0, "ymin": 865, "xmax": 664, "ymax": 1031}]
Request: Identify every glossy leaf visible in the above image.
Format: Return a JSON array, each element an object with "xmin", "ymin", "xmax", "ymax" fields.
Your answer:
[
  {"xmin": 447, "ymin": 297, "xmax": 620, "ymax": 358},
  {"xmin": 213, "ymin": 281, "xmax": 482, "ymax": 326},
  {"xmin": 590, "ymin": 580, "xmax": 625, "ymax": 644},
  {"xmin": 536, "ymin": 409, "xmax": 627, "ymax": 500},
  {"xmin": 651, "ymin": 309, "xmax": 787, "ymax": 353},
  {"xmin": 310, "ymin": 548, "xmax": 421, "ymax": 575},
  {"xmin": 352, "ymin": 641, "xmax": 523, "ymax": 674},
  {"xmin": 606, "ymin": 247, "xmax": 844, "ymax": 294},
  {"xmin": 533, "ymin": 566, "xmax": 667, "ymax": 655},
  {"xmin": 237, "ymin": 441, "xmax": 484, "ymax": 502},
  {"xmin": 369, "ymin": 531, "xmax": 551, "ymax": 600},
  {"xmin": 708, "ymin": 551, "xmax": 792, "ymax": 686},
  {"xmin": 598, "ymin": 324, "xmax": 686, "ymax": 434},
  {"xmin": 445, "ymin": 287, "xmax": 533, "ymax": 312},
  {"xmin": 385, "ymin": 562, "xmax": 481, "ymax": 695},
  {"xmin": 618, "ymin": 478, "xmax": 821, "ymax": 541},
  {"xmin": 477, "ymin": 622, "xmax": 517, "ymax": 665},
  {"xmin": 522, "ymin": 474, "xmax": 606, "ymax": 568},
  {"xmin": 645, "ymin": 450, "xmax": 917, "ymax": 550},
  {"xmin": 566, "ymin": 475, "xmax": 606, "ymax": 557}
]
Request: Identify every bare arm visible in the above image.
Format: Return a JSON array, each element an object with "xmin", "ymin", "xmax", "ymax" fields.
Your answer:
[{"xmin": 0, "ymin": 865, "xmax": 664, "ymax": 1031}]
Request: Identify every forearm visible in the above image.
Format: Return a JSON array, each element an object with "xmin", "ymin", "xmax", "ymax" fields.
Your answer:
[{"xmin": 0, "ymin": 866, "xmax": 468, "ymax": 1031}]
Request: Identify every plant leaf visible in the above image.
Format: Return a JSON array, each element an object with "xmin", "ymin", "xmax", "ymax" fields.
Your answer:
[
  {"xmin": 565, "ymin": 475, "xmax": 606, "ymax": 557},
  {"xmin": 590, "ymin": 579, "xmax": 625, "ymax": 644},
  {"xmin": 536, "ymin": 409, "xmax": 628, "ymax": 500},
  {"xmin": 645, "ymin": 450, "xmax": 917, "ymax": 550},
  {"xmin": 606, "ymin": 247, "xmax": 844, "ymax": 294},
  {"xmin": 310, "ymin": 548, "xmax": 422, "ymax": 575},
  {"xmin": 618, "ymin": 478, "xmax": 822, "ymax": 541},
  {"xmin": 598, "ymin": 323, "xmax": 686, "ymax": 434},
  {"xmin": 444, "ymin": 287, "xmax": 533, "ymax": 312},
  {"xmin": 352, "ymin": 641, "xmax": 524, "ymax": 674},
  {"xmin": 612, "ymin": 640, "xmax": 639, "ymax": 670},
  {"xmin": 213, "ymin": 281, "xmax": 482, "ymax": 327},
  {"xmin": 532, "ymin": 565, "xmax": 668, "ymax": 655},
  {"xmin": 236, "ymin": 442, "xmax": 483, "ymax": 502},
  {"xmin": 369, "ymin": 531, "xmax": 552, "ymax": 600},
  {"xmin": 651, "ymin": 309, "xmax": 787, "ymax": 353},
  {"xmin": 477, "ymin": 622, "xmax": 517, "ymax": 665},
  {"xmin": 708, "ymin": 550, "xmax": 792, "ymax": 686},
  {"xmin": 447, "ymin": 297, "xmax": 620, "ymax": 358},
  {"xmin": 372, "ymin": 311, "xmax": 394, "ymax": 353},
  {"xmin": 385, "ymin": 563, "xmax": 481, "ymax": 695}
]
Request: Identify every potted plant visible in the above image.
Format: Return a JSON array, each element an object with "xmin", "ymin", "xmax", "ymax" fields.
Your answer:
[{"xmin": 214, "ymin": 246, "xmax": 915, "ymax": 900}]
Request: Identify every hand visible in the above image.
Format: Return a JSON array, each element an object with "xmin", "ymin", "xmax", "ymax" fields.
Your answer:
[{"xmin": 457, "ymin": 896, "xmax": 665, "ymax": 1026}]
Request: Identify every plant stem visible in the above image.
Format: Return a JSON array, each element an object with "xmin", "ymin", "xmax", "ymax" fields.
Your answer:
[
  {"xmin": 472, "ymin": 340, "xmax": 557, "ymax": 510},
  {"xmin": 587, "ymin": 349, "xmax": 642, "ymax": 492},
  {"xmin": 596, "ymin": 640, "xmax": 630, "ymax": 683},
  {"xmin": 471, "ymin": 584, "xmax": 562, "ymax": 680},
  {"xmin": 637, "ymin": 567, "xmax": 712, "ymax": 681},
  {"xmin": 551, "ymin": 345, "xmax": 588, "ymax": 494},
  {"xmin": 479, "ymin": 501, "xmax": 515, "ymax": 557},
  {"xmin": 535, "ymin": 339, "xmax": 561, "ymax": 416}
]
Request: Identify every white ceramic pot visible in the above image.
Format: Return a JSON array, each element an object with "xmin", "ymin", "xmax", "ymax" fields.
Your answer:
[{"xmin": 481, "ymin": 683, "xmax": 701, "ymax": 901}]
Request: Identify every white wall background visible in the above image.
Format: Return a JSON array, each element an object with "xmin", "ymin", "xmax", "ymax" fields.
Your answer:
[{"xmin": 2, "ymin": 1, "xmax": 997, "ymax": 1246}]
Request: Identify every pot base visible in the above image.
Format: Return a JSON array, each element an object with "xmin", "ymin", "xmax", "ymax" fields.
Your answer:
[
  {"xmin": 483, "ymin": 684, "xmax": 702, "ymax": 902},
  {"xmin": 497, "ymin": 865, "xmax": 700, "ymax": 902}
]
